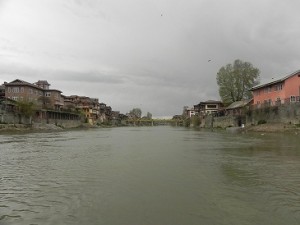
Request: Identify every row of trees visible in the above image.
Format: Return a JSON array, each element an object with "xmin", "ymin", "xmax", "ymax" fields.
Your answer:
[
  {"xmin": 216, "ymin": 59, "xmax": 260, "ymax": 105},
  {"xmin": 128, "ymin": 108, "xmax": 152, "ymax": 119}
]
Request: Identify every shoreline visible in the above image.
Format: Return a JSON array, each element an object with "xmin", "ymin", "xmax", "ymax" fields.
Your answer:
[
  {"xmin": 1, "ymin": 122, "xmax": 300, "ymax": 134},
  {"xmin": 243, "ymin": 123, "xmax": 300, "ymax": 133}
]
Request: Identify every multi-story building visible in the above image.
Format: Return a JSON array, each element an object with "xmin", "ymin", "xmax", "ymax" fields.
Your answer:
[
  {"xmin": 250, "ymin": 70, "xmax": 300, "ymax": 108},
  {"xmin": 194, "ymin": 100, "xmax": 223, "ymax": 115},
  {"xmin": 63, "ymin": 95, "xmax": 100, "ymax": 124},
  {"xmin": 183, "ymin": 106, "xmax": 196, "ymax": 118},
  {"xmin": 4, "ymin": 79, "xmax": 64, "ymax": 110}
]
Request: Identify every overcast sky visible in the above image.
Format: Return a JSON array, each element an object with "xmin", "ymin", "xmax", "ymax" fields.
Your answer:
[{"xmin": 1, "ymin": 0, "xmax": 300, "ymax": 117}]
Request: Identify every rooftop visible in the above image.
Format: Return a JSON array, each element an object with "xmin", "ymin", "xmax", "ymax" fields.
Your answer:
[{"xmin": 250, "ymin": 69, "xmax": 300, "ymax": 91}]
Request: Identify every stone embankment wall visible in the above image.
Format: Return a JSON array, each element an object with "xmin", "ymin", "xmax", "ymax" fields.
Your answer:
[
  {"xmin": 203, "ymin": 115, "xmax": 238, "ymax": 128},
  {"xmin": 0, "ymin": 109, "xmax": 31, "ymax": 124},
  {"xmin": 202, "ymin": 103, "xmax": 300, "ymax": 129},
  {"xmin": 246, "ymin": 103, "xmax": 300, "ymax": 125},
  {"xmin": 46, "ymin": 118, "xmax": 82, "ymax": 128},
  {"xmin": 0, "ymin": 109, "xmax": 83, "ymax": 129}
]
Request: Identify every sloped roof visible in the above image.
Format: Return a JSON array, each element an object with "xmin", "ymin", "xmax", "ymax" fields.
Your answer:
[
  {"xmin": 250, "ymin": 70, "xmax": 300, "ymax": 91},
  {"xmin": 196, "ymin": 100, "xmax": 222, "ymax": 105},
  {"xmin": 5, "ymin": 79, "xmax": 62, "ymax": 92},
  {"xmin": 7, "ymin": 79, "xmax": 32, "ymax": 85},
  {"xmin": 5, "ymin": 79, "xmax": 44, "ymax": 90},
  {"xmin": 226, "ymin": 99, "xmax": 253, "ymax": 110}
]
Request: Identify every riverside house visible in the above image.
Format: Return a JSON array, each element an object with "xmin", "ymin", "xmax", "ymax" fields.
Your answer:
[
  {"xmin": 250, "ymin": 70, "xmax": 300, "ymax": 108},
  {"xmin": 4, "ymin": 79, "xmax": 64, "ymax": 110},
  {"xmin": 194, "ymin": 100, "xmax": 223, "ymax": 115}
]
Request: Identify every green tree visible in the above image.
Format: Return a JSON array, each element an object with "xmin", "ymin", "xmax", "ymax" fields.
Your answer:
[
  {"xmin": 216, "ymin": 59, "xmax": 260, "ymax": 105},
  {"xmin": 16, "ymin": 100, "xmax": 36, "ymax": 124},
  {"xmin": 146, "ymin": 112, "xmax": 152, "ymax": 119},
  {"xmin": 129, "ymin": 108, "xmax": 142, "ymax": 118}
]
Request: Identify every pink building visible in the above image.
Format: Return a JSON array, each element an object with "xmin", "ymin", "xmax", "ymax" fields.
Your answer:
[{"xmin": 250, "ymin": 70, "xmax": 300, "ymax": 108}]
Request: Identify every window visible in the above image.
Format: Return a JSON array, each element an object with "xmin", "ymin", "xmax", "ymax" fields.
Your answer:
[
  {"xmin": 290, "ymin": 96, "xmax": 296, "ymax": 102},
  {"xmin": 45, "ymin": 92, "xmax": 51, "ymax": 97},
  {"xmin": 268, "ymin": 87, "xmax": 272, "ymax": 92},
  {"xmin": 12, "ymin": 87, "xmax": 19, "ymax": 93},
  {"xmin": 29, "ymin": 88, "xmax": 33, "ymax": 94},
  {"xmin": 20, "ymin": 87, "xmax": 24, "ymax": 93},
  {"xmin": 8, "ymin": 87, "xmax": 11, "ymax": 93},
  {"xmin": 206, "ymin": 104, "xmax": 217, "ymax": 109},
  {"xmin": 274, "ymin": 84, "xmax": 283, "ymax": 91}
]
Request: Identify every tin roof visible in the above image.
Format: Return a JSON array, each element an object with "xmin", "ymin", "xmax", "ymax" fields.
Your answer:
[
  {"xmin": 250, "ymin": 70, "xmax": 300, "ymax": 91},
  {"xmin": 226, "ymin": 99, "xmax": 253, "ymax": 110}
]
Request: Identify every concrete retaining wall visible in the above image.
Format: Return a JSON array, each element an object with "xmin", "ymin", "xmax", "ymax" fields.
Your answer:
[
  {"xmin": 0, "ymin": 109, "xmax": 83, "ymax": 128},
  {"xmin": 202, "ymin": 103, "xmax": 300, "ymax": 129}
]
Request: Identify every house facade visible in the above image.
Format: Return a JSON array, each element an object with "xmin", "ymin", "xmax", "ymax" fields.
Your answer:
[
  {"xmin": 4, "ymin": 79, "xmax": 64, "ymax": 110},
  {"xmin": 184, "ymin": 107, "xmax": 196, "ymax": 118},
  {"xmin": 226, "ymin": 99, "xmax": 253, "ymax": 116},
  {"xmin": 250, "ymin": 70, "xmax": 300, "ymax": 108},
  {"xmin": 194, "ymin": 100, "xmax": 223, "ymax": 115}
]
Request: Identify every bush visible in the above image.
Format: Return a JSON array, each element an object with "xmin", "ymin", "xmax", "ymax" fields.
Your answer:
[
  {"xmin": 257, "ymin": 120, "xmax": 267, "ymax": 125},
  {"xmin": 191, "ymin": 116, "xmax": 200, "ymax": 126}
]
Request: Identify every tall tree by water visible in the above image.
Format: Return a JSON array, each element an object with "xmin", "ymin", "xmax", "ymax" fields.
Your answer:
[
  {"xmin": 146, "ymin": 112, "xmax": 152, "ymax": 119},
  {"xmin": 216, "ymin": 59, "xmax": 260, "ymax": 105},
  {"xmin": 16, "ymin": 100, "xmax": 36, "ymax": 124},
  {"xmin": 129, "ymin": 108, "xmax": 142, "ymax": 118}
]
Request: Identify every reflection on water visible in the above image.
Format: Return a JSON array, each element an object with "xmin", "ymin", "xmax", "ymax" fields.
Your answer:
[{"xmin": 0, "ymin": 127, "xmax": 300, "ymax": 225}]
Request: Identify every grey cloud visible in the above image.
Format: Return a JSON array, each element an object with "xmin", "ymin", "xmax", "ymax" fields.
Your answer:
[{"xmin": 1, "ymin": 0, "xmax": 300, "ymax": 116}]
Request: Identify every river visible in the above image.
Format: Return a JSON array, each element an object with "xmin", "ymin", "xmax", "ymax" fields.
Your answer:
[{"xmin": 0, "ymin": 126, "xmax": 300, "ymax": 225}]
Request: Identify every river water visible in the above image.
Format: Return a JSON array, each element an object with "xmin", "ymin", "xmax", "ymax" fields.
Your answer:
[{"xmin": 0, "ymin": 126, "xmax": 300, "ymax": 225}]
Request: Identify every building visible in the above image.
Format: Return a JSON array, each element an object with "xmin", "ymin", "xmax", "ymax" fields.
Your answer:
[
  {"xmin": 185, "ymin": 107, "xmax": 196, "ymax": 118},
  {"xmin": 3, "ymin": 79, "xmax": 64, "ymax": 110},
  {"xmin": 250, "ymin": 70, "xmax": 300, "ymax": 108},
  {"xmin": 0, "ymin": 85, "xmax": 5, "ymax": 99},
  {"xmin": 194, "ymin": 100, "xmax": 223, "ymax": 115},
  {"xmin": 63, "ymin": 95, "xmax": 100, "ymax": 124},
  {"xmin": 226, "ymin": 99, "xmax": 253, "ymax": 116}
]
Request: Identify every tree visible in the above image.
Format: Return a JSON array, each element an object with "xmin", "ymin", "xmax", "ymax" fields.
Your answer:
[
  {"xmin": 216, "ymin": 59, "xmax": 260, "ymax": 105},
  {"xmin": 129, "ymin": 108, "xmax": 142, "ymax": 118},
  {"xmin": 16, "ymin": 100, "xmax": 36, "ymax": 124},
  {"xmin": 146, "ymin": 112, "xmax": 152, "ymax": 119}
]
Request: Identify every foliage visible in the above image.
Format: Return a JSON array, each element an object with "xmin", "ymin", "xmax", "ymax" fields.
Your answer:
[
  {"xmin": 191, "ymin": 116, "xmax": 201, "ymax": 127},
  {"xmin": 146, "ymin": 112, "xmax": 152, "ymax": 119},
  {"xmin": 129, "ymin": 108, "xmax": 142, "ymax": 118},
  {"xmin": 16, "ymin": 100, "xmax": 36, "ymax": 118},
  {"xmin": 216, "ymin": 59, "xmax": 260, "ymax": 104},
  {"xmin": 183, "ymin": 118, "xmax": 190, "ymax": 127},
  {"xmin": 182, "ymin": 106, "xmax": 189, "ymax": 119},
  {"xmin": 257, "ymin": 119, "xmax": 267, "ymax": 125}
]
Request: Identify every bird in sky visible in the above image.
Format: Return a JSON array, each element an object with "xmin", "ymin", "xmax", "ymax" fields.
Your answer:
[{"xmin": 208, "ymin": 59, "xmax": 212, "ymax": 62}]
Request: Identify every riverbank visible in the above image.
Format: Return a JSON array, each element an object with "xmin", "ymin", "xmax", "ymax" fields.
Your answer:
[
  {"xmin": 0, "ymin": 123, "xmax": 63, "ymax": 133},
  {"xmin": 1, "ymin": 122, "xmax": 300, "ymax": 134},
  {"xmin": 0, "ymin": 122, "xmax": 119, "ymax": 134},
  {"xmin": 244, "ymin": 123, "xmax": 300, "ymax": 133}
]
